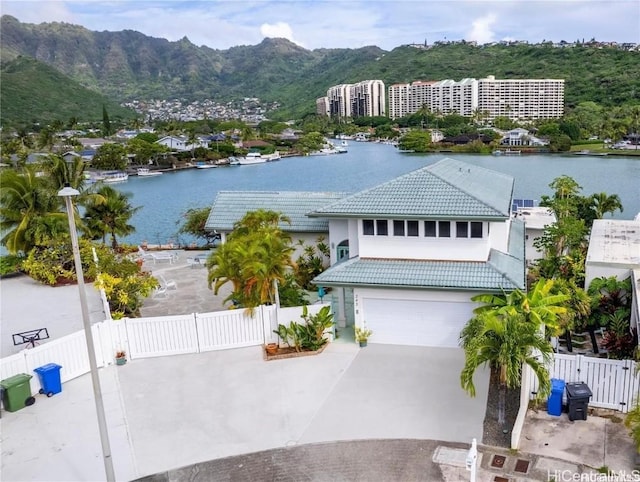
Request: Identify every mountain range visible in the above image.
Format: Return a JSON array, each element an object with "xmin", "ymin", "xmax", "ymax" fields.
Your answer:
[{"xmin": 1, "ymin": 14, "xmax": 639, "ymax": 126}]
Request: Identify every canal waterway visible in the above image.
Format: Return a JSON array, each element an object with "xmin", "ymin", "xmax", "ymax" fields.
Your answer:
[{"xmin": 114, "ymin": 142, "xmax": 640, "ymax": 246}]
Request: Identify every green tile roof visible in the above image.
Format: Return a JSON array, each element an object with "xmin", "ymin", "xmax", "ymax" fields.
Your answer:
[
  {"xmin": 313, "ymin": 219, "xmax": 526, "ymax": 291},
  {"xmin": 309, "ymin": 158, "xmax": 514, "ymax": 219},
  {"xmin": 313, "ymin": 256, "xmax": 524, "ymax": 291},
  {"xmin": 205, "ymin": 191, "xmax": 348, "ymax": 233}
]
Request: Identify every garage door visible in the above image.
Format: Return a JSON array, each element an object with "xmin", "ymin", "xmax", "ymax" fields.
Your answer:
[{"xmin": 363, "ymin": 299, "xmax": 474, "ymax": 347}]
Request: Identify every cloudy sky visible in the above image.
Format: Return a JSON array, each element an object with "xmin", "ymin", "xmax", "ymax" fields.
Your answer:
[{"xmin": 2, "ymin": 0, "xmax": 639, "ymax": 50}]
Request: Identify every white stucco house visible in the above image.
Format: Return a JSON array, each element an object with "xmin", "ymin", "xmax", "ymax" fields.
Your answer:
[
  {"xmin": 309, "ymin": 158, "xmax": 526, "ymax": 348},
  {"xmin": 501, "ymin": 128, "xmax": 548, "ymax": 147},
  {"xmin": 156, "ymin": 135, "xmax": 206, "ymax": 152},
  {"xmin": 204, "ymin": 158, "xmax": 526, "ymax": 349}
]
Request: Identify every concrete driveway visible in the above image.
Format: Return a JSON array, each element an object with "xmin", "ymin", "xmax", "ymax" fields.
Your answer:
[
  {"xmin": 0, "ymin": 343, "xmax": 489, "ymax": 481},
  {"xmin": 118, "ymin": 343, "xmax": 488, "ymax": 478}
]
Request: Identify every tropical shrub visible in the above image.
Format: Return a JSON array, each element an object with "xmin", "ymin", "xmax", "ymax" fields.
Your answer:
[
  {"xmin": 273, "ymin": 305, "xmax": 334, "ymax": 352},
  {"xmin": 0, "ymin": 254, "xmax": 24, "ymax": 276},
  {"xmin": 294, "ymin": 236, "xmax": 330, "ymax": 290},
  {"xmin": 601, "ymin": 311, "xmax": 637, "ymax": 359},
  {"xmin": 96, "ymin": 270, "xmax": 158, "ymax": 318},
  {"xmin": 587, "ymin": 276, "xmax": 632, "ymax": 329},
  {"xmin": 21, "ymin": 235, "xmax": 97, "ymax": 285},
  {"xmin": 277, "ymin": 273, "xmax": 308, "ymax": 308}
]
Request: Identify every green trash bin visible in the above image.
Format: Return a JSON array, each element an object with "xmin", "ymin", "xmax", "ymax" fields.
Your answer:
[{"xmin": 0, "ymin": 374, "xmax": 36, "ymax": 412}]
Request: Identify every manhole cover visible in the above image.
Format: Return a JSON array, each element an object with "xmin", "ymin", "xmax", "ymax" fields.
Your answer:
[
  {"xmin": 491, "ymin": 454, "xmax": 506, "ymax": 468},
  {"xmin": 514, "ymin": 459, "xmax": 530, "ymax": 473}
]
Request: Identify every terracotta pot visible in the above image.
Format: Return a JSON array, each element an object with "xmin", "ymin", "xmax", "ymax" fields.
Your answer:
[{"xmin": 265, "ymin": 343, "xmax": 278, "ymax": 355}]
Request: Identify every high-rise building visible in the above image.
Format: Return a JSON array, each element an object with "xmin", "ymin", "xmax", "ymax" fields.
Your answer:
[
  {"xmin": 387, "ymin": 75, "xmax": 564, "ymax": 121},
  {"xmin": 351, "ymin": 80, "xmax": 386, "ymax": 118},
  {"xmin": 316, "ymin": 96, "xmax": 330, "ymax": 117},
  {"xmin": 328, "ymin": 84, "xmax": 352, "ymax": 119},
  {"xmin": 326, "ymin": 80, "xmax": 386, "ymax": 119},
  {"xmin": 476, "ymin": 75, "xmax": 564, "ymax": 121}
]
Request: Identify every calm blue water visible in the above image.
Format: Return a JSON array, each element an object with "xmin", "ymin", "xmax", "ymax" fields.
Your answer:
[{"xmin": 114, "ymin": 142, "xmax": 640, "ymax": 246}]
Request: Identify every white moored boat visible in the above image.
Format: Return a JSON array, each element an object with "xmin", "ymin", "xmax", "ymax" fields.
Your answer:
[
  {"xmin": 236, "ymin": 152, "xmax": 267, "ymax": 165},
  {"xmin": 137, "ymin": 168, "xmax": 163, "ymax": 177},
  {"xmin": 101, "ymin": 171, "xmax": 129, "ymax": 183}
]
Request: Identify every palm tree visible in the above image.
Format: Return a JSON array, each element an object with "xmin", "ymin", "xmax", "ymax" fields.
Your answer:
[
  {"xmin": 42, "ymin": 154, "xmax": 88, "ymax": 192},
  {"xmin": 83, "ymin": 185, "xmax": 140, "ymax": 249},
  {"xmin": 0, "ymin": 166, "xmax": 65, "ymax": 254},
  {"xmin": 460, "ymin": 311, "xmax": 553, "ymax": 425},
  {"xmin": 461, "ymin": 279, "xmax": 568, "ymax": 425},
  {"xmin": 207, "ymin": 210, "xmax": 295, "ymax": 310},
  {"xmin": 591, "ymin": 192, "xmax": 623, "ymax": 219},
  {"xmin": 241, "ymin": 234, "xmax": 295, "ymax": 305},
  {"xmin": 471, "ymin": 279, "xmax": 569, "ymax": 335},
  {"xmin": 207, "ymin": 241, "xmax": 245, "ymax": 301}
]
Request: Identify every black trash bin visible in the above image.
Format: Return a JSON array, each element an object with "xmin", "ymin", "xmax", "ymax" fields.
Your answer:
[{"xmin": 566, "ymin": 382, "xmax": 592, "ymax": 421}]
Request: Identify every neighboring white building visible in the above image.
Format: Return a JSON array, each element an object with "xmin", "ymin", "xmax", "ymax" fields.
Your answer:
[
  {"xmin": 156, "ymin": 135, "xmax": 204, "ymax": 152},
  {"xmin": 501, "ymin": 128, "xmax": 549, "ymax": 147},
  {"xmin": 585, "ymin": 219, "xmax": 640, "ymax": 289},
  {"xmin": 310, "ymin": 158, "xmax": 525, "ymax": 348},
  {"xmin": 513, "ymin": 206, "xmax": 556, "ymax": 262},
  {"xmin": 204, "ymin": 191, "xmax": 347, "ymax": 261},
  {"xmin": 585, "ymin": 219, "xmax": 640, "ymax": 338},
  {"xmin": 387, "ymin": 75, "xmax": 564, "ymax": 121}
]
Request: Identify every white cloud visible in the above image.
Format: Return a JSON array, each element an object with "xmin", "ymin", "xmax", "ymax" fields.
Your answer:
[
  {"xmin": 1, "ymin": 0, "xmax": 638, "ymax": 50},
  {"xmin": 260, "ymin": 21, "xmax": 303, "ymax": 46},
  {"xmin": 467, "ymin": 14, "xmax": 497, "ymax": 44}
]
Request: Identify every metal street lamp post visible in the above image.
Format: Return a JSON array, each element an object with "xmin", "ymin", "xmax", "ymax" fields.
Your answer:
[{"xmin": 58, "ymin": 186, "xmax": 115, "ymax": 482}]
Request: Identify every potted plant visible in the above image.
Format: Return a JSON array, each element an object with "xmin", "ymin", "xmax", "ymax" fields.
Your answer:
[
  {"xmin": 115, "ymin": 350, "xmax": 127, "ymax": 365},
  {"xmin": 265, "ymin": 342, "xmax": 278, "ymax": 355},
  {"xmin": 355, "ymin": 326, "xmax": 373, "ymax": 347}
]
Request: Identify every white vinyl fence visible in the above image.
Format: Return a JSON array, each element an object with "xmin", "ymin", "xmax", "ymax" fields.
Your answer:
[
  {"xmin": 526, "ymin": 353, "xmax": 640, "ymax": 413},
  {"xmin": 1, "ymin": 303, "xmax": 330, "ymax": 393}
]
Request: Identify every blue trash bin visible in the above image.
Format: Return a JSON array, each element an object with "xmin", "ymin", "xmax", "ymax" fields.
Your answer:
[
  {"xmin": 33, "ymin": 363, "xmax": 63, "ymax": 397},
  {"xmin": 547, "ymin": 378, "xmax": 565, "ymax": 416}
]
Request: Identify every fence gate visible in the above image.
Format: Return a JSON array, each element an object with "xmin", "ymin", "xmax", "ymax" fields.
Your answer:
[{"xmin": 529, "ymin": 353, "xmax": 640, "ymax": 413}]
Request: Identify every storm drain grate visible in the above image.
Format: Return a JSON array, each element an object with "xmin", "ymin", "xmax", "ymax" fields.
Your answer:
[
  {"xmin": 490, "ymin": 454, "xmax": 506, "ymax": 468},
  {"xmin": 514, "ymin": 459, "xmax": 530, "ymax": 473},
  {"xmin": 494, "ymin": 477, "xmax": 510, "ymax": 482}
]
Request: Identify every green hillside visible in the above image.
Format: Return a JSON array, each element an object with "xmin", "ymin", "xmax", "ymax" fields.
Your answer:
[{"xmin": 0, "ymin": 56, "xmax": 136, "ymax": 127}]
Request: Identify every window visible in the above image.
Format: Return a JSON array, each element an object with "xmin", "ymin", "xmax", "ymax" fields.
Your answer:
[
  {"xmin": 424, "ymin": 221, "xmax": 436, "ymax": 237},
  {"xmin": 407, "ymin": 220, "xmax": 419, "ymax": 237},
  {"xmin": 456, "ymin": 222, "xmax": 468, "ymax": 238},
  {"xmin": 470, "ymin": 222, "xmax": 483, "ymax": 238},
  {"xmin": 439, "ymin": 221, "xmax": 450, "ymax": 237},
  {"xmin": 363, "ymin": 219, "xmax": 374, "ymax": 235},
  {"xmin": 393, "ymin": 220, "xmax": 405, "ymax": 236},
  {"xmin": 376, "ymin": 219, "xmax": 388, "ymax": 236}
]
